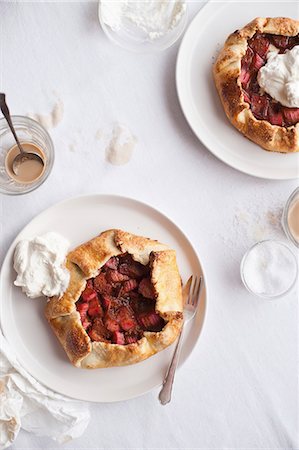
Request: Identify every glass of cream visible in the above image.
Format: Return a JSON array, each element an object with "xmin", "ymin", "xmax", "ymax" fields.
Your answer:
[
  {"xmin": 0, "ymin": 116, "xmax": 54, "ymax": 195},
  {"xmin": 282, "ymin": 187, "xmax": 299, "ymax": 248}
]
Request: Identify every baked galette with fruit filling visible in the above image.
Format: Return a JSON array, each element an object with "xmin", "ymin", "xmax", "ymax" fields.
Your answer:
[
  {"xmin": 213, "ymin": 17, "xmax": 299, "ymax": 153},
  {"xmin": 45, "ymin": 229, "xmax": 183, "ymax": 368}
]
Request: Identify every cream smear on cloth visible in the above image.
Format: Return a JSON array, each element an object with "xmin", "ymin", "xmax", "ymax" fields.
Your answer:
[
  {"xmin": 14, "ymin": 232, "xmax": 70, "ymax": 298},
  {"xmin": 1, "ymin": 232, "xmax": 89, "ymax": 449},
  {"xmin": 0, "ymin": 334, "xmax": 90, "ymax": 449},
  {"xmin": 101, "ymin": 0, "xmax": 186, "ymax": 40}
]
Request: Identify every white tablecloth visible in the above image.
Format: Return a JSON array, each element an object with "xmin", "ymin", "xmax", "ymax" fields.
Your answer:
[{"xmin": 1, "ymin": 1, "xmax": 298, "ymax": 449}]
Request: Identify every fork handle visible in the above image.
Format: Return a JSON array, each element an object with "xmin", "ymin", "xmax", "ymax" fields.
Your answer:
[{"xmin": 158, "ymin": 326, "xmax": 184, "ymax": 405}]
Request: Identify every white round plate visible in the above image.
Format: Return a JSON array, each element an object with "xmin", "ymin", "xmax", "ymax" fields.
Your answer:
[
  {"xmin": 0, "ymin": 195, "xmax": 207, "ymax": 403},
  {"xmin": 176, "ymin": 0, "xmax": 299, "ymax": 180}
]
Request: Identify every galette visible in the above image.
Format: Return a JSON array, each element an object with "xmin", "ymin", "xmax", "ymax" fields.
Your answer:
[
  {"xmin": 213, "ymin": 17, "xmax": 299, "ymax": 153},
  {"xmin": 45, "ymin": 229, "xmax": 183, "ymax": 368}
]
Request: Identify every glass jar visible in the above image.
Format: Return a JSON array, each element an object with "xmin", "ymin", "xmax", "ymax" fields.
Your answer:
[
  {"xmin": 282, "ymin": 187, "xmax": 299, "ymax": 248},
  {"xmin": 0, "ymin": 116, "xmax": 54, "ymax": 195}
]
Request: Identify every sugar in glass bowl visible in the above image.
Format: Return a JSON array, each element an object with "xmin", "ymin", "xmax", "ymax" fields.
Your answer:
[
  {"xmin": 240, "ymin": 240, "xmax": 298, "ymax": 299},
  {"xmin": 0, "ymin": 116, "xmax": 54, "ymax": 195},
  {"xmin": 98, "ymin": 0, "xmax": 188, "ymax": 53}
]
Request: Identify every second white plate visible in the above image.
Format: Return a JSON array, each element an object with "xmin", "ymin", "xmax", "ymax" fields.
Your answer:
[
  {"xmin": 0, "ymin": 195, "xmax": 207, "ymax": 402},
  {"xmin": 176, "ymin": 0, "xmax": 299, "ymax": 180}
]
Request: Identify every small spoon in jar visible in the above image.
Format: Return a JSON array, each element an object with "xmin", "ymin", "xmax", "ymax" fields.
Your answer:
[{"xmin": 0, "ymin": 93, "xmax": 44, "ymax": 176}]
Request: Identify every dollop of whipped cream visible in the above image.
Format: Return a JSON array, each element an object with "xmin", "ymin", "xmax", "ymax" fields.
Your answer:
[
  {"xmin": 100, "ymin": 0, "xmax": 186, "ymax": 41},
  {"xmin": 14, "ymin": 232, "xmax": 70, "ymax": 298},
  {"xmin": 258, "ymin": 46, "xmax": 299, "ymax": 108}
]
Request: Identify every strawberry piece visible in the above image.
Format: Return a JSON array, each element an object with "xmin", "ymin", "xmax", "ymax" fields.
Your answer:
[
  {"xmin": 137, "ymin": 311, "xmax": 164, "ymax": 332},
  {"xmin": 104, "ymin": 316, "xmax": 120, "ymax": 332},
  {"xmin": 268, "ymin": 105, "xmax": 283, "ymax": 126},
  {"xmin": 249, "ymin": 34, "xmax": 270, "ymax": 58},
  {"xmin": 250, "ymin": 94, "xmax": 269, "ymax": 120},
  {"xmin": 271, "ymin": 35, "xmax": 289, "ymax": 50},
  {"xmin": 239, "ymin": 67, "xmax": 250, "ymax": 87},
  {"xmin": 104, "ymin": 256, "xmax": 119, "ymax": 270},
  {"xmin": 282, "ymin": 107, "xmax": 299, "ymax": 126},
  {"xmin": 82, "ymin": 287, "xmax": 97, "ymax": 302},
  {"xmin": 106, "ymin": 269, "xmax": 129, "ymax": 284},
  {"xmin": 94, "ymin": 273, "xmax": 113, "ymax": 295},
  {"xmin": 122, "ymin": 279, "xmax": 138, "ymax": 293},
  {"xmin": 112, "ymin": 331, "xmax": 125, "ymax": 345},
  {"xmin": 138, "ymin": 278, "xmax": 155, "ymax": 299},
  {"xmin": 126, "ymin": 335, "xmax": 138, "ymax": 344},
  {"xmin": 251, "ymin": 53, "xmax": 264, "ymax": 70},
  {"xmin": 88, "ymin": 298, "xmax": 103, "ymax": 318}
]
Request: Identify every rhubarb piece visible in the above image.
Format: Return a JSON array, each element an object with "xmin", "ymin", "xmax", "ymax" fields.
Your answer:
[
  {"xmin": 104, "ymin": 256, "xmax": 119, "ymax": 270},
  {"xmin": 86, "ymin": 279, "xmax": 94, "ymax": 289},
  {"xmin": 138, "ymin": 278, "xmax": 156, "ymax": 299},
  {"xmin": 101, "ymin": 294, "xmax": 112, "ymax": 310},
  {"xmin": 251, "ymin": 52, "xmax": 264, "ymax": 70},
  {"xmin": 242, "ymin": 46, "xmax": 254, "ymax": 67},
  {"xmin": 88, "ymin": 319, "xmax": 110, "ymax": 342},
  {"xmin": 282, "ymin": 108, "xmax": 299, "ymax": 126},
  {"xmin": 242, "ymin": 90, "xmax": 251, "ymax": 104},
  {"xmin": 117, "ymin": 306, "xmax": 136, "ymax": 331},
  {"xmin": 112, "ymin": 331, "xmax": 125, "ymax": 345},
  {"xmin": 240, "ymin": 67, "xmax": 250, "ymax": 88},
  {"xmin": 82, "ymin": 287, "xmax": 97, "ymax": 302},
  {"xmin": 88, "ymin": 298, "xmax": 103, "ymax": 318},
  {"xmin": 82, "ymin": 318, "xmax": 91, "ymax": 330},
  {"xmin": 106, "ymin": 269, "xmax": 129, "ymax": 284},
  {"xmin": 126, "ymin": 335, "xmax": 138, "ymax": 344},
  {"xmin": 249, "ymin": 34, "xmax": 270, "ymax": 57},
  {"xmin": 77, "ymin": 302, "xmax": 89, "ymax": 315},
  {"xmin": 118, "ymin": 258, "xmax": 147, "ymax": 278},
  {"xmin": 250, "ymin": 94, "xmax": 269, "ymax": 120},
  {"xmin": 94, "ymin": 273, "xmax": 113, "ymax": 295},
  {"xmin": 137, "ymin": 311, "xmax": 164, "ymax": 332},
  {"xmin": 271, "ymin": 35, "xmax": 289, "ymax": 50},
  {"xmin": 268, "ymin": 105, "xmax": 283, "ymax": 126},
  {"xmin": 122, "ymin": 279, "xmax": 138, "ymax": 293},
  {"xmin": 120, "ymin": 318, "xmax": 135, "ymax": 331},
  {"xmin": 104, "ymin": 316, "xmax": 120, "ymax": 332},
  {"xmin": 77, "ymin": 302, "xmax": 89, "ymax": 324}
]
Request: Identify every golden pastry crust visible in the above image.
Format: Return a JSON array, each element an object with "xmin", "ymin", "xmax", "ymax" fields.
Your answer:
[
  {"xmin": 45, "ymin": 229, "xmax": 183, "ymax": 368},
  {"xmin": 213, "ymin": 17, "xmax": 299, "ymax": 153}
]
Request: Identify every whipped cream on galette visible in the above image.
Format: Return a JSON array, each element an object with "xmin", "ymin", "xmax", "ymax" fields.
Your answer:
[{"xmin": 258, "ymin": 46, "xmax": 299, "ymax": 108}]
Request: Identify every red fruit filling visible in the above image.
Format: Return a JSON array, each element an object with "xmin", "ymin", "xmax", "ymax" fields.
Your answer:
[
  {"xmin": 240, "ymin": 32, "xmax": 299, "ymax": 127},
  {"xmin": 75, "ymin": 253, "xmax": 165, "ymax": 345}
]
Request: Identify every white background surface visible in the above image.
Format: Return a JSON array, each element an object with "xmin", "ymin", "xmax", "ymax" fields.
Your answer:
[{"xmin": 0, "ymin": 1, "xmax": 298, "ymax": 449}]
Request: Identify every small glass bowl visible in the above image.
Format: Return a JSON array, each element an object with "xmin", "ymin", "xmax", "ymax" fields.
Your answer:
[
  {"xmin": 0, "ymin": 116, "xmax": 54, "ymax": 195},
  {"xmin": 240, "ymin": 240, "xmax": 298, "ymax": 299},
  {"xmin": 282, "ymin": 187, "xmax": 299, "ymax": 248},
  {"xmin": 98, "ymin": 1, "xmax": 188, "ymax": 53}
]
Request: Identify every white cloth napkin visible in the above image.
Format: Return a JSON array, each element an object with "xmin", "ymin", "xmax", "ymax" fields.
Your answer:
[{"xmin": 0, "ymin": 334, "xmax": 90, "ymax": 449}]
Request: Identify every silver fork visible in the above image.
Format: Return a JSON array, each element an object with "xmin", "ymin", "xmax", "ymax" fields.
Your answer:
[{"xmin": 158, "ymin": 275, "xmax": 203, "ymax": 405}]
